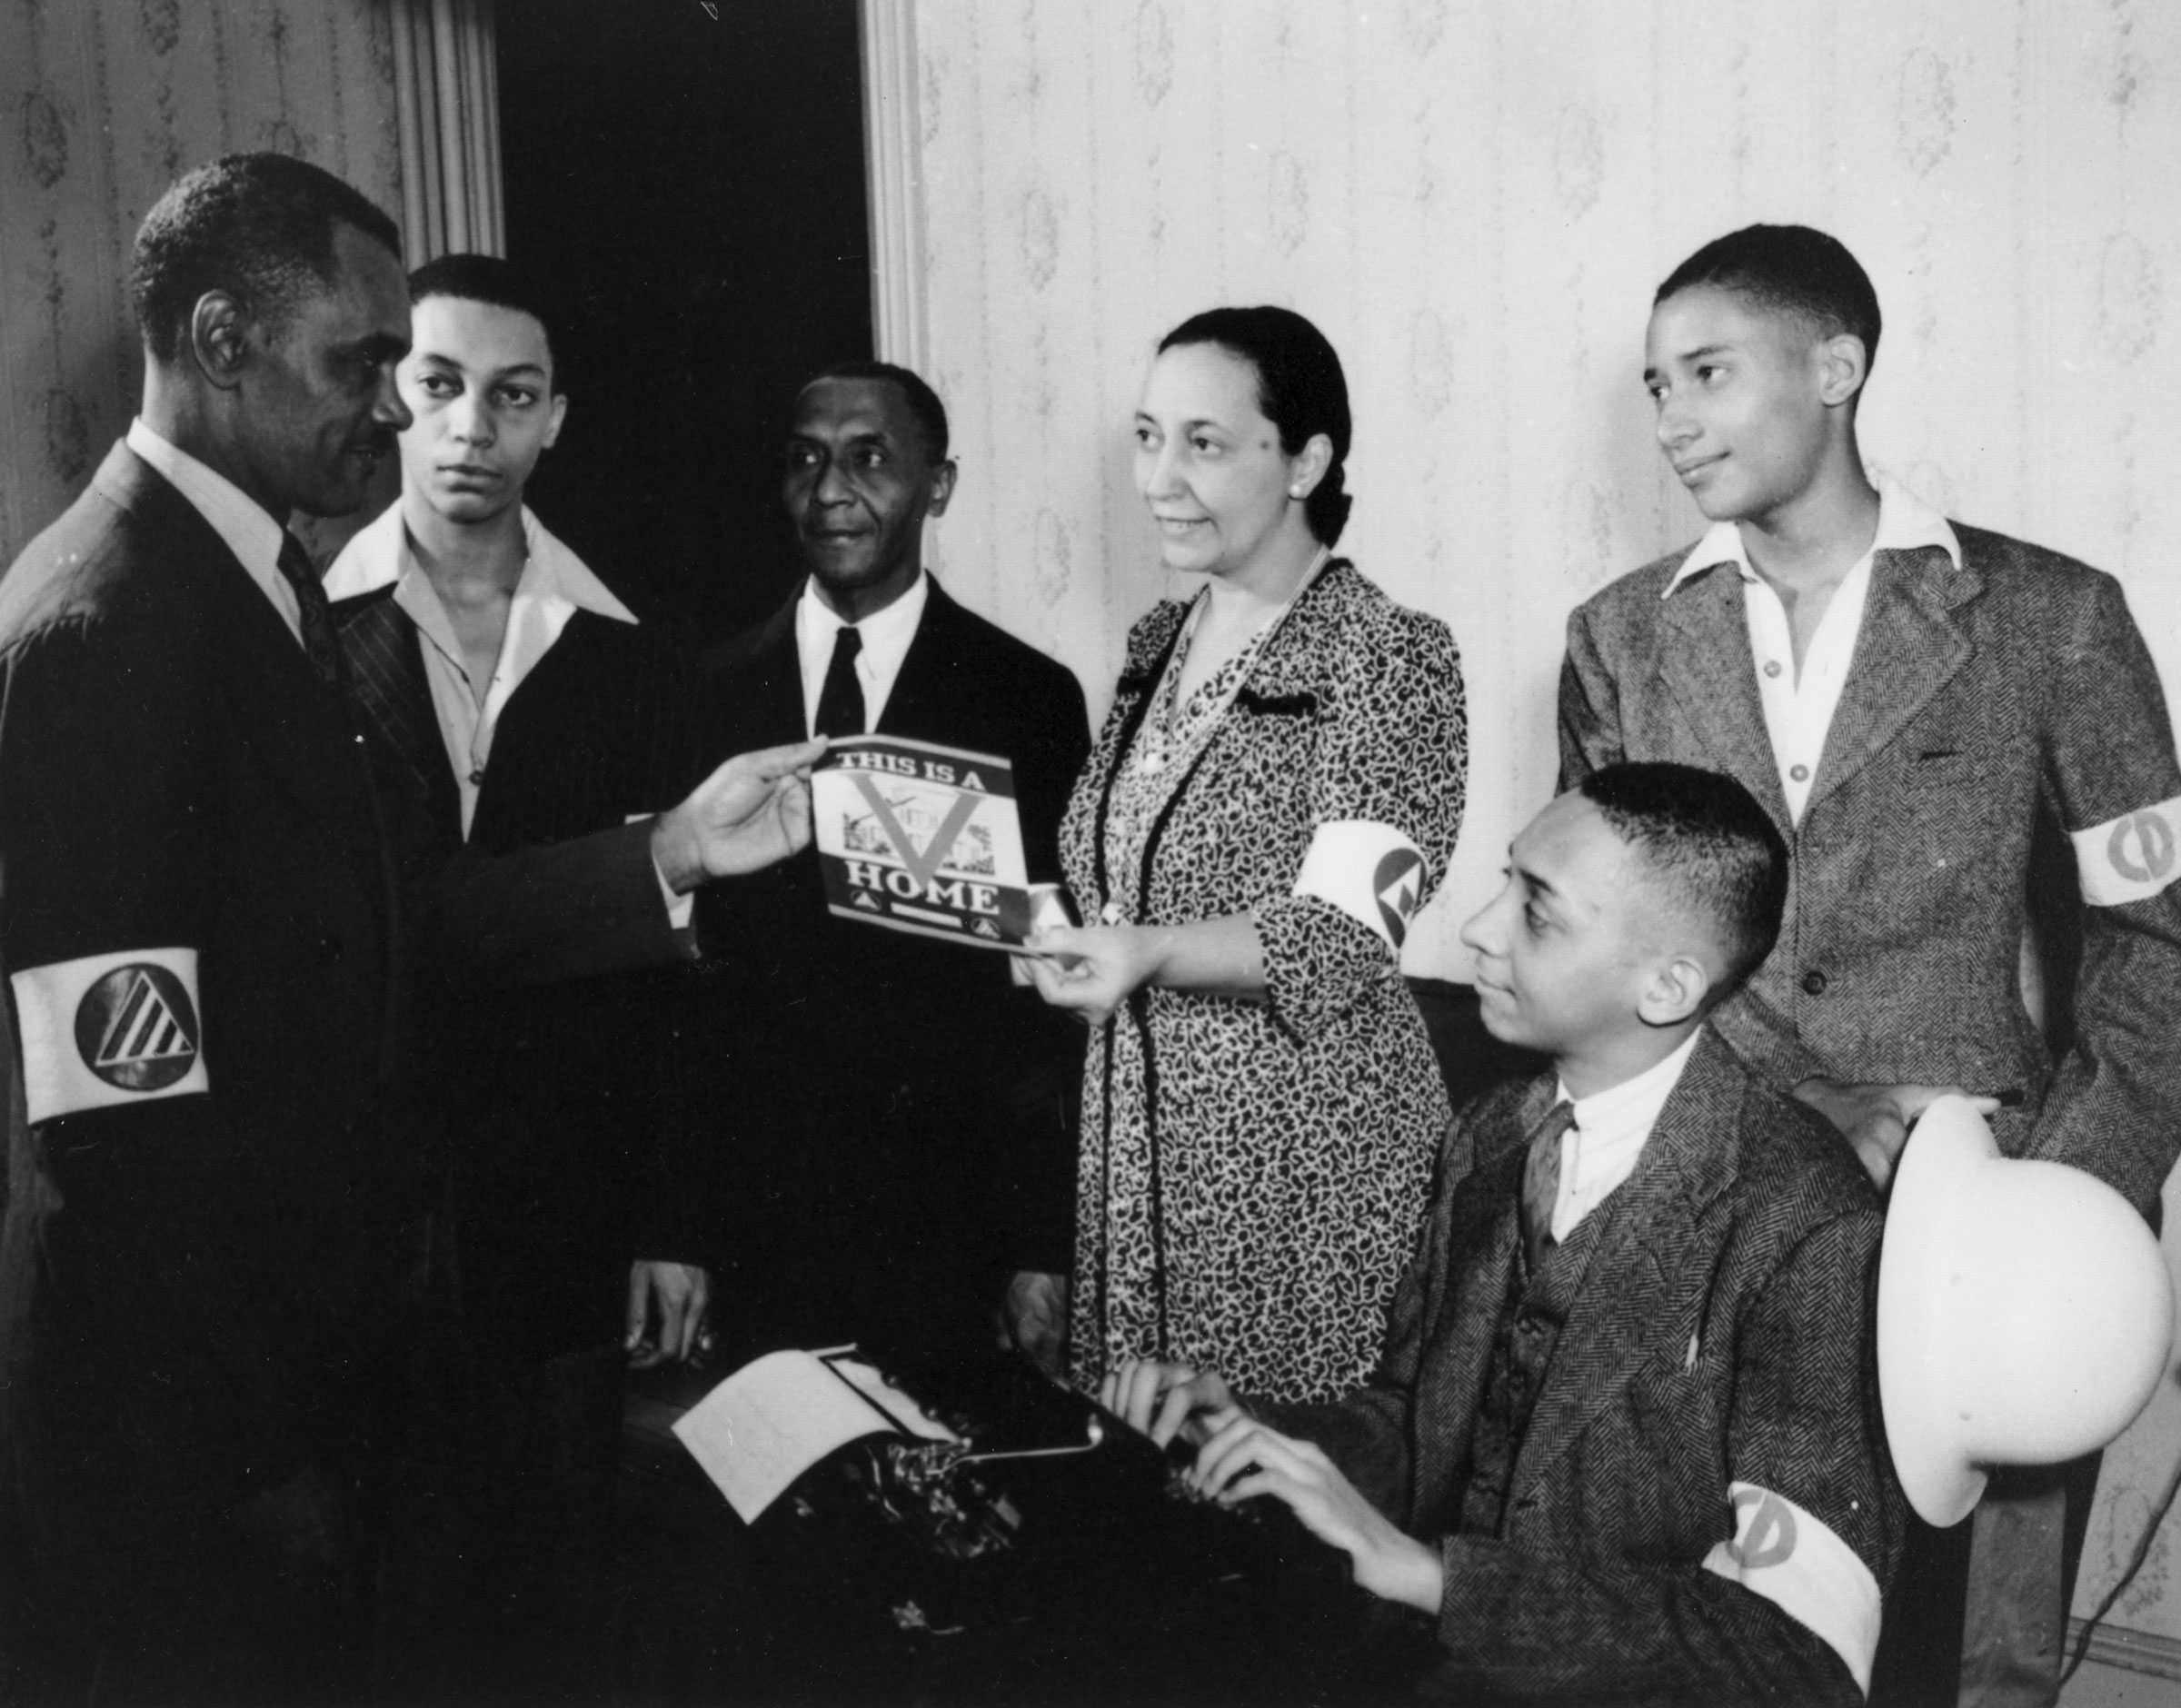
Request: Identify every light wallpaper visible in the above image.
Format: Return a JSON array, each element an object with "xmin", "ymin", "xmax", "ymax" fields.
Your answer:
[
  {"xmin": 895, "ymin": 0, "xmax": 2181, "ymax": 1652},
  {"xmin": 901, "ymin": 0, "xmax": 2181, "ymax": 983},
  {"xmin": 0, "ymin": 0, "xmax": 403, "ymax": 568}
]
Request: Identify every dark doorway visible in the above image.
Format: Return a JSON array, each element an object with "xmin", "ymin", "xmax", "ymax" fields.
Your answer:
[{"xmin": 494, "ymin": 0, "xmax": 871, "ymax": 648}]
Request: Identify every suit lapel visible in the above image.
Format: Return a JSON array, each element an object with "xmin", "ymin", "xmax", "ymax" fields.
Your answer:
[
  {"xmin": 1657, "ymin": 569, "xmax": 1791, "ymax": 830},
  {"xmin": 1409, "ymin": 1078, "xmax": 1554, "ymax": 1528},
  {"xmin": 97, "ymin": 453, "xmax": 371, "ymax": 829},
  {"xmin": 875, "ymin": 577, "xmax": 961, "ymax": 741},
  {"xmin": 1509, "ymin": 1036, "xmax": 1742, "ymax": 1508},
  {"xmin": 1805, "ymin": 543, "xmax": 1982, "ymax": 817},
  {"xmin": 93, "ymin": 450, "xmax": 393, "ymax": 952},
  {"xmin": 339, "ymin": 591, "xmax": 462, "ymax": 842},
  {"xmin": 722, "ymin": 591, "xmax": 807, "ymax": 746}
]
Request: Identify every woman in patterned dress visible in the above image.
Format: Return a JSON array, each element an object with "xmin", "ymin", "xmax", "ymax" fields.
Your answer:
[{"xmin": 1026, "ymin": 307, "xmax": 1467, "ymax": 1405}]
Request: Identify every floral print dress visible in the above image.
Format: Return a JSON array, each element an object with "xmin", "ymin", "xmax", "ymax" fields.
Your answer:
[{"xmin": 1064, "ymin": 560, "xmax": 1468, "ymax": 1405}]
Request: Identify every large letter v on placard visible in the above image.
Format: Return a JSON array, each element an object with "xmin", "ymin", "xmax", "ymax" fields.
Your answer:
[{"xmin": 848, "ymin": 772, "xmax": 981, "ymax": 889}]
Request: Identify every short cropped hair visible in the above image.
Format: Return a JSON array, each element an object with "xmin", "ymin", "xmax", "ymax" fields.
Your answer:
[
  {"xmin": 131, "ymin": 153, "xmax": 402, "ymax": 364},
  {"xmin": 800, "ymin": 360, "xmax": 950, "ymax": 462},
  {"xmin": 1656, "ymin": 223, "xmax": 1883, "ymax": 380},
  {"xmin": 408, "ymin": 252, "xmax": 564, "ymax": 388},
  {"xmin": 1578, "ymin": 761, "xmax": 1788, "ymax": 994},
  {"xmin": 1159, "ymin": 305, "xmax": 1354, "ymax": 546}
]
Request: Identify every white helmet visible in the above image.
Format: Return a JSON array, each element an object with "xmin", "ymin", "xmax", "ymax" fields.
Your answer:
[{"xmin": 1877, "ymin": 1095, "xmax": 2174, "ymax": 1528}]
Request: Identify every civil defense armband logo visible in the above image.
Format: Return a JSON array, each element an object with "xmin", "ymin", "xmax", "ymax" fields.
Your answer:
[
  {"xmin": 2073, "ymin": 795, "xmax": 2181, "ymax": 908},
  {"xmin": 74, "ymin": 962, "xmax": 201, "ymax": 1092},
  {"xmin": 1374, "ymin": 848, "xmax": 1426, "ymax": 949}
]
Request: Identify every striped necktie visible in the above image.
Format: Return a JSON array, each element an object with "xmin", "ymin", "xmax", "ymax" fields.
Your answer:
[
  {"xmin": 274, "ymin": 531, "xmax": 345, "ymax": 690},
  {"xmin": 1520, "ymin": 1101, "xmax": 1577, "ymax": 1274}
]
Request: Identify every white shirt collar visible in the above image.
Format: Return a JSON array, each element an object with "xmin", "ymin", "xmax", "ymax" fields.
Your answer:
[
  {"xmin": 1555, "ymin": 1027, "xmax": 1704, "ymax": 1142},
  {"xmin": 324, "ymin": 501, "xmax": 636, "ymax": 841},
  {"xmin": 323, "ymin": 499, "xmax": 637, "ymax": 625},
  {"xmin": 794, "ymin": 570, "xmax": 931, "ymax": 736},
  {"xmin": 125, "ymin": 417, "xmax": 298, "ymax": 638},
  {"xmin": 1661, "ymin": 474, "xmax": 1963, "ymax": 599},
  {"xmin": 1542, "ymin": 1028, "xmax": 1704, "ymax": 1239}
]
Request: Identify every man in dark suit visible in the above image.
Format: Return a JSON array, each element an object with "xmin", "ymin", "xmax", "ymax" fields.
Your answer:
[
  {"xmin": 1110, "ymin": 763, "xmax": 1902, "ymax": 1705},
  {"xmin": 685, "ymin": 361, "xmax": 1090, "ymax": 1369},
  {"xmin": 0, "ymin": 162, "xmax": 818, "ymax": 1705},
  {"xmin": 0, "ymin": 152, "xmax": 416, "ymax": 1704},
  {"xmin": 1559, "ymin": 224, "xmax": 2181, "ymax": 1705}
]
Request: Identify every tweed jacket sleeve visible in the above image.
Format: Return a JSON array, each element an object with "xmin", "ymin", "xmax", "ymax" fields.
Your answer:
[
  {"xmin": 1272, "ymin": 1045, "xmax": 1897, "ymax": 1704},
  {"xmin": 1558, "ymin": 599, "xmax": 1829, "ymax": 1089},
  {"xmin": 1258, "ymin": 584, "xmax": 1467, "ymax": 1043},
  {"xmin": 1416, "ymin": 1207, "xmax": 1885, "ymax": 1705},
  {"xmin": 1559, "ymin": 534, "xmax": 2181, "ymax": 1212},
  {"xmin": 2021, "ymin": 570, "xmax": 2181, "ymax": 1210}
]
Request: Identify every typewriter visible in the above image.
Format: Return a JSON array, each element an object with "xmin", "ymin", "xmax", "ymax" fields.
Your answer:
[{"xmin": 649, "ymin": 1341, "xmax": 1425, "ymax": 1706}]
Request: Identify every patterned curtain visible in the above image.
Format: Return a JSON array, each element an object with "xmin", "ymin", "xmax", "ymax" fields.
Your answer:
[{"xmin": 390, "ymin": 0, "xmax": 504, "ymax": 262}]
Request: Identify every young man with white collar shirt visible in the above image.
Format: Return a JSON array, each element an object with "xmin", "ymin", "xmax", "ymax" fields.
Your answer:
[
  {"xmin": 1107, "ymin": 763, "xmax": 1901, "ymax": 1705},
  {"xmin": 325, "ymin": 253, "xmax": 767, "ymax": 1692},
  {"xmin": 1559, "ymin": 223, "xmax": 2181, "ymax": 1706}
]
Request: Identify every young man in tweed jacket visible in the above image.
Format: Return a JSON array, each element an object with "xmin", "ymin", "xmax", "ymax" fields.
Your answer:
[
  {"xmin": 1559, "ymin": 224, "xmax": 2181, "ymax": 1705},
  {"xmin": 1107, "ymin": 764, "xmax": 1902, "ymax": 1706}
]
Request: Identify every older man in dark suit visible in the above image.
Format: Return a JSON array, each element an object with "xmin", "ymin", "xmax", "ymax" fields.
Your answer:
[
  {"xmin": 0, "ymin": 152, "xmax": 415, "ymax": 1704},
  {"xmin": 1110, "ymin": 764, "xmax": 1902, "ymax": 1706},
  {"xmin": 681, "ymin": 361, "xmax": 1090, "ymax": 1369},
  {"xmin": 0, "ymin": 159, "xmax": 817, "ymax": 1704}
]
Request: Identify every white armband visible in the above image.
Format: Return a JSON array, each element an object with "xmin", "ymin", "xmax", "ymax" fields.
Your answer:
[
  {"xmin": 2072, "ymin": 797, "xmax": 2181, "ymax": 907},
  {"xmin": 1292, "ymin": 819, "xmax": 1427, "ymax": 949},
  {"xmin": 13, "ymin": 948, "xmax": 209, "ymax": 1123},
  {"xmin": 1701, "ymin": 1481, "xmax": 1881, "ymax": 1695}
]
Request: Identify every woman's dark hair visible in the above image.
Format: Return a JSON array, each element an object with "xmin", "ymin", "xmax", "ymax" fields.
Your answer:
[{"xmin": 1159, "ymin": 305, "xmax": 1353, "ymax": 546}]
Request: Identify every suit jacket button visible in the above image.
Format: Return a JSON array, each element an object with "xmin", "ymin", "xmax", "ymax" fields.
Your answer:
[
  {"xmin": 1802, "ymin": 968, "xmax": 1827, "ymax": 996},
  {"xmin": 318, "ymin": 934, "xmax": 344, "ymax": 965}
]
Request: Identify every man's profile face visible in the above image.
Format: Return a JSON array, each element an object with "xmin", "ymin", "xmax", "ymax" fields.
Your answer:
[
  {"xmin": 396, "ymin": 293, "xmax": 565, "ymax": 526},
  {"xmin": 234, "ymin": 221, "xmax": 412, "ymax": 519},
  {"xmin": 783, "ymin": 376, "xmax": 955, "ymax": 618},
  {"xmin": 1459, "ymin": 792, "xmax": 1658, "ymax": 1059}
]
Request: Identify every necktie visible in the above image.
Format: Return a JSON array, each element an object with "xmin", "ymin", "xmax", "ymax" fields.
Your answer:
[
  {"xmin": 814, "ymin": 624, "xmax": 865, "ymax": 738},
  {"xmin": 1520, "ymin": 1101, "xmax": 1577, "ymax": 1275},
  {"xmin": 275, "ymin": 531, "xmax": 344, "ymax": 690}
]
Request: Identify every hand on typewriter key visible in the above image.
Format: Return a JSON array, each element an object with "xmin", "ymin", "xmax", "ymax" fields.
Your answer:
[
  {"xmin": 1191, "ymin": 1414, "xmax": 1445, "ymax": 1614},
  {"xmin": 1100, "ymin": 1358, "xmax": 1247, "ymax": 1449}
]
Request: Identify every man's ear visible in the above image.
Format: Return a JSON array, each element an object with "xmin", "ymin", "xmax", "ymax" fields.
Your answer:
[
  {"xmin": 1816, "ymin": 332, "xmax": 1868, "ymax": 411},
  {"xmin": 190, "ymin": 292, "xmax": 250, "ymax": 391},
  {"xmin": 926, "ymin": 457, "xmax": 959, "ymax": 518},
  {"xmin": 542, "ymin": 392, "xmax": 569, "ymax": 451},
  {"xmin": 1637, "ymin": 953, "xmax": 1712, "ymax": 1028}
]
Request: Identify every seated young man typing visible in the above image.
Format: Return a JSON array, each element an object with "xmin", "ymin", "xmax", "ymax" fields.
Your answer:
[{"xmin": 1107, "ymin": 761, "xmax": 1904, "ymax": 1705}]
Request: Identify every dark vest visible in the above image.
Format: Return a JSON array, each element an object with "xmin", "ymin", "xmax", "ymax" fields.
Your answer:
[{"xmin": 1457, "ymin": 1202, "xmax": 1615, "ymax": 1538}]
